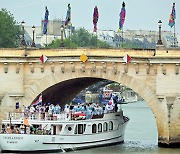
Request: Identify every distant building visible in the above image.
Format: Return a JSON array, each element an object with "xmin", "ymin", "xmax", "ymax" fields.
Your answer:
[
  {"xmin": 177, "ymin": 34, "xmax": 180, "ymax": 47},
  {"xmin": 88, "ymin": 29, "xmax": 123, "ymax": 48},
  {"xmin": 24, "ymin": 19, "xmax": 74, "ymax": 47},
  {"xmin": 163, "ymin": 31, "xmax": 179, "ymax": 47},
  {"xmin": 124, "ymin": 30, "xmax": 157, "ymax": 49},
  {"xmin": 87, "ymin": 29, "xmax": 179, "ymax": 49}
]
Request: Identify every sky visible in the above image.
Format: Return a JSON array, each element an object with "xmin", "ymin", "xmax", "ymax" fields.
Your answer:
[{"xmin": 0, "ymin": 0, "xmax": 179, "ymax": 33}]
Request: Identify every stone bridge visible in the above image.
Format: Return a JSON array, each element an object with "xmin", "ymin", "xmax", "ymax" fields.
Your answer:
[{"xmin": 0, "ymin": 48, "xmax": 180, "ymax": 147}]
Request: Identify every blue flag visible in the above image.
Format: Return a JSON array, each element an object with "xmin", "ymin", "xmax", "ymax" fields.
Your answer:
[
  {"xmin": 65, "ymin": 4, "xmax": 71, "ymax": 26},
  {"xmin": 43, "ymin": 6, "xmax": 49, "ymax": 34}
]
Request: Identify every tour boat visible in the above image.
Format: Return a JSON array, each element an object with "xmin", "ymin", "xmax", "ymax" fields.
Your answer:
[{"xmin": 0, "ymin": 108, "xmax": 129, "ymax": 152}]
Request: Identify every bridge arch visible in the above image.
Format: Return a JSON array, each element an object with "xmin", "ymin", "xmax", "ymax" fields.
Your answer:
[
  {"xmin": 22, "ymin": 69, "xmax": 158, "ymax": 111},
  {"xmin": 21, "ymin": 68, "xmax": 163, "ymax": 142}
]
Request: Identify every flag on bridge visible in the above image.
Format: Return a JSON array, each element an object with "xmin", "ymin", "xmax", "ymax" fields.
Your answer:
[
  {"xmin": 43, "ymin": 6, "xmax": 49, "ymax": 34},
  {"xmin": 119, "ymin": 2, "xmax": 126, "ymax": 32},
  {"xmin": 40, "ymin": 54, "xmax": 48, "ymax": 63},
  {"xmin": 32, "ymin": 94, "xmax": 42, "ymax": 106},
  {"xmin": 93, "ymin": 6, "xmax": 99, "ymax": 32},
  {"xmin": 123, "ymin": 54, "xmax": 131, "ymax": 63},
  {"xmin": 80, "ymin": 53, "xmax": 88, "ymax": 63},
  {"xmin": 65, "ymin": 3, "xmax": 71, "ymax": 26},
  {"xmin": 169, "ymin": 3, "xmax": 176, "ymax": 28}
]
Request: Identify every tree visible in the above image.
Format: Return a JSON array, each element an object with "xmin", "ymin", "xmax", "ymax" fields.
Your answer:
[
  {"xmin": 72, "ymin": 28, "xmax": 111, "ymax": 48},
  {"xmin": 46, "ymin": 28, "xmax": 111, "ymax": 48},
  {"xmin": 0, "ymin": 9, "xmax": 21, "ymax": 48},
  {"xmin": 97, "ymin": 39, "xmax": 111, "ymax": 48},
  {"xmin": 46, "ymin": 38, "xmax": 78, "ymax": 48},
  {"xmin": 71, "ymin": 28, "xmax": 91, "ymax": 47}
]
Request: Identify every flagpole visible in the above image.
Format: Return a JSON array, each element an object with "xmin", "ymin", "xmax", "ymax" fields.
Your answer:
[
  {"xmin": 122, "ymin": 28, "xmax": 123, "ymax": 48},
  {"xmin": 118, "ymin": 30, "xmax": 120, "ymax": 48},
  {"xmin": 69, "ymin": 25, "xmax": 71, "ymax": 48},
  {"xmin": 46, "ymin": 33, "xmax": 47, "ymax": 47},
  {"xmin": 96, "ymin": 30, "xmax": 97, "ymax": 48},
  {"xmin": 174, "ymin": 24, "xmax": 176, "ymax": 48}
]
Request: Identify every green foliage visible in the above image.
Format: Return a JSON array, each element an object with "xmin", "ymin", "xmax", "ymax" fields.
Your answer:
[
  {"xmin": 0, "ymin": 9, "xmax": 21, "ymax": 48},
  {"xmin": 71, "ymin": 28, "xmax": 92, "ymax": 47},
  {"xmin": 97, "ymin": 39, "xmax": 111, "ymax": 48},
  {"xmin": 71, "ymin": 28, "xmax": 111, "ymax": 48},
  {"xmin": 46, "ymin": 38, "xmax": 78, "ymax": 48},
  {"xmin": 46, "ymin": 27, "xmax": 111, "ymax": 48},
  {"xmin": 108, "ymin": 83, "xmax": 121, "ymax": 92}
]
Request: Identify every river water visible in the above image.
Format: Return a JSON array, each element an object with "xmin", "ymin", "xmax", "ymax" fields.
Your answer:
[
  {"xmin": 1, "ymin": 101, "xmax": 179, "ymax": 153},
  {"xmin": 67, "ymin": 101, "xmax": 180, "ymax": 154}
]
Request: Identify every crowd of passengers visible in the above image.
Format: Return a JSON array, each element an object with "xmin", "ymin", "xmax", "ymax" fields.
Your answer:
[
  {"xmin": 0, "ymin": 100, "xmax": 119, "ymax": 134},
  {"xmin": 1, "ymin": 123, "xmax": 51, "ymax": 135},
  {"xmin": 22, "ymin": 100, "xmax": 118, "ymax": 120}
]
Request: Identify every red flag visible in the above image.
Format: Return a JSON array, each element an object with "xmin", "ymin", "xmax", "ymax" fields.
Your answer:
[
  {"xmin": 40, "ymin": 54, "xmax": 48, "ymax": 63},
  {"xmin": 123, "ymin": 54, "xmax": 131, "ymax": 63}
]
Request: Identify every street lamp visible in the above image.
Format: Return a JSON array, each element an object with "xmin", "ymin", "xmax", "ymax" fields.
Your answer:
[
  {"xmin": 31, "ymin": 25, "xmax": 36, "ymax": 47},
  {"xmin": 21, "ymin": 20, "xmax": 26, "ymax": 47},
  {"xmin": 157, "ymin": 20, "xmax": 163, "ymax": 45},
  {"xmin": 60, "ymin": 25, "xmax": 64, "ymax": 47}
]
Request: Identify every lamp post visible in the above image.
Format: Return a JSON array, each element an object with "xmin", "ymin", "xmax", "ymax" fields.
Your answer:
[
  {"xmin": 60, "ymin": 25, "xmax": 64, "ymax": 47},
  {"xmin": 21, "ymin": 21, "xmax": 26, "ymax": 47},
  {"xmin": 31, "ymin": 25, "xmax": 36, "ymax": 47},
  {"xmin": 157, "ymin": 20, "xmax": 163, "ymax": 45}
]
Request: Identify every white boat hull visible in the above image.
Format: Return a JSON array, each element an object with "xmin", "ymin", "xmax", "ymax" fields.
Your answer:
[{"xmin": 0, "ymin": 112, "xmax": 129, "ymax": 152}]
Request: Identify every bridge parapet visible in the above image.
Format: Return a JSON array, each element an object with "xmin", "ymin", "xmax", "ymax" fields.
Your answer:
[{"xmin": 1, "ymin": 48, "xmax": 180, "ymax": 62}]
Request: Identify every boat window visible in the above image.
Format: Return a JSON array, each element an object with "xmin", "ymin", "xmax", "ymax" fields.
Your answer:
[
  {"xmin": 98, "ymin": 123, "xmax": 102, "ymax": 132},
  {"xmin": 109, "ymin": 121, "xmax": 113, "ymax": 130},
  {"xmin": 78, "ymin": 124, "xmax": 83, "ymax": 134},
  {"xmin": 103, "ymin": 122, "xmax": 108, "ymax": 132},
  {"xmin": 74, "ymin": 124, "xmax": 86, "ymax": 134},
  {"xmin": 59, "ymin": 125, "xmax": 63, "ymax": 132},
  {"xmin": 92, "ymin": 124, "xmax": 96, "ymax": 133},
  {"xmin": 68, "ymin": 127, "xmax": 72, "ymax": 131},
  {"xmin": 53, "ymin": 126, "xmax": 56, "ymax": 135},
  {"xmin": 74, "ymin": 125, "xmax": 77, "ymax": 134}
]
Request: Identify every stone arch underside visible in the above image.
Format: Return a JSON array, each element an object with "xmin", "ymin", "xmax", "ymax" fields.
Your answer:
[
  {"xmin": 34, "ymin": 77, "xmax": 104, "ymax": 106},
  {"xmin": 22, "ymin": 68, "xmax": 159, "ymax": 120}
]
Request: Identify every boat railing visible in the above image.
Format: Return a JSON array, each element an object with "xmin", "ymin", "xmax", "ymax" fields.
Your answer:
[
  {"xmin": 6, "ymin": 112, "xmax": 72, "ymax": 121},
  {"xmin": 5, "ymin": 109, "xmax": 119, "ymax": 122}
]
